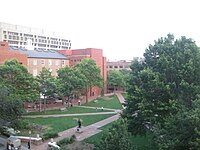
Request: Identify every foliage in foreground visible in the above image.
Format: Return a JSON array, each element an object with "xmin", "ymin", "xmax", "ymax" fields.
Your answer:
[
  {"xmin": 57, "ymin": 135, "xmax": 76, "ymax": 147},
  {"xmin": 95, "ymin": 119, "xmax": 134, "ymax": 150},
  {"xmin": 123, "ymin": 34, "xmax": 200, "ymax": 149}
]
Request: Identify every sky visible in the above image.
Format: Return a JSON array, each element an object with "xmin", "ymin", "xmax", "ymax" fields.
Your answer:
[{"xmin": 1, "ymin": 0, "xmax": 200, "ymax": 61}]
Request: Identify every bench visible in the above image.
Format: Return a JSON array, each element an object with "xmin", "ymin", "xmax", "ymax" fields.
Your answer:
[
  {"xmin": 48, "ymin": 141, "xmax": 60, "ymax": 149},
  {"xmin": 96, "ymin": 107, "xmax": 104, "ymax": 111},
  {"xmin": 94, "ymin": 100, "xmax": 98, "ymax": 103},
  {"xmin": 10, "ymin": 136, "xmax": 42, "ymax": 145},
  {"xmin": 60, "ymin": 107, "xmax": 66, "ymax": 111}
]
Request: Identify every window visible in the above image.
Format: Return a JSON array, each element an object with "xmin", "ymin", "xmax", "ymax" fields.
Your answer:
[
  {"xmin": 41, "ymin": 60, "xmax": 45, "ymax": 65},
  {"xmin": 109, "ymin": 66, "xmax": 113, "ymax": 68},
  {"xmin": 56, "ymin": 60, "xmax": 59, "ymax": 66},
  {"xmin": 119, "ymin": 66, "xmax": 123, "ymax": 68},
  {"xmin": 61, "ymin": 60, "xmax": 65, "ymax": 65},
  {"xmin": 48, "ymin": 60, "xmax": 52, "ymax": 66},
  {"xmin": 125, "ymin": 66, "xmax": 129, "ymax": 68},
  {"xmin": 33, "ymin": 69, "xmax": 38, "ymax": 77},
  {"xmin": 33, "ymin": 60, "xmax": 37, "ymax": 65},
  {"xmin": 114, "ymin": 66, "xmax": 118, "ymax": 68}
]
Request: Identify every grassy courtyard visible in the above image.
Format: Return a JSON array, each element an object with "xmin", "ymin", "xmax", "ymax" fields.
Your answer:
[
  {"xmin": 23, "ymin": 114, "xmax": 114, "ymax": 135},
  {"xmin": 85, "ymin": 123, "xmax": 158, "ymax": 150},
  {"xmin": 83, "ymin": 94, "xmax": 122, "ymax": 109}
]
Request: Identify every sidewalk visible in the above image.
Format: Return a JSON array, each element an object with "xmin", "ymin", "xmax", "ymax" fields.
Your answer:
[
  {"xmin": 31, "ymin": 114, "xmax": 120, "ymax": 150},
  {"xmin": 28, "ymin": 93, "xmax": 125, "ymax": 150},
  {"xmin": 23, "ymin": 111, "xmax": 117, "ymax": 118}
]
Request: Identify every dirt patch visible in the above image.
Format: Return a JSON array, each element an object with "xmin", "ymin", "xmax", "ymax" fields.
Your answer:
[{"xmin": 66, "ymin": 141, "xmax": 95, "ymax": 150}]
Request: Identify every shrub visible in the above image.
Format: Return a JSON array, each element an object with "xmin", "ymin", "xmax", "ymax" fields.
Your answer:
[
  {"xmin": 42, "ymin": 132, "xmax": 58, "ymax": 140},
  {"xmin": 57, "ymin": 135, "xmax": 76, "ymax": 147}
]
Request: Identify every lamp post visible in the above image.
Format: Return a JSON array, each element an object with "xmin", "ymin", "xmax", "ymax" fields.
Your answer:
[
  {"xmin": 44, "ymin": 89, "xmax": 47, "ymax": 113},
  {"xmin": 28, "ymin": 130, "xmax": 31, "ymax": 149}
]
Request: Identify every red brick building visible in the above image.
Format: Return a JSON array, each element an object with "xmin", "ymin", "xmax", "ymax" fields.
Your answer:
[
  {"xmin": 0, "ymin": 41, "xmax": 27, "ymax": 66},
  {"xmin": 59, "ymin": 48, "xmax": 107, "ymax": 102},
  {"xmin": 1, "ymin": 42, "xmax": 107, "ymax": 104}
]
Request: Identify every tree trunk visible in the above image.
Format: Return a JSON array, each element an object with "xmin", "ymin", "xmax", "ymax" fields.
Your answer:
[
  {"xmin": 44, "ymin": 95, "xmax": 46, "ymax": 113},
  {"xmin": 85, "ymin": 88, "xmax": 88, "ymax": 103}
]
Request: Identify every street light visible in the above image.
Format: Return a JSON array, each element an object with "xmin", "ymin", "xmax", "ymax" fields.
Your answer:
[
  {"xmin": 28, "ymin": 130, "xmax": 31, "ymax": 149},
  {"xmin": 44, "ymin": 89, "xmax": 47, "ymax": 113}
]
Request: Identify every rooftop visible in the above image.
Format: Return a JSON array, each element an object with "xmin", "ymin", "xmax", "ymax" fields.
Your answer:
[{"xmin": 9, "ymin": 46, "xmax": 68, "ymax": 59}]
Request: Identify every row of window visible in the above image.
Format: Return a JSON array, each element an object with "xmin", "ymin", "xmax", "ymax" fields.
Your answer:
[
  {"xmin": 70, "ymin": 59, "xmax": 82, "ymax": 62},
  {"xmin": 30, "ymin": 59, "xmax": 65, "ymax": 66},
  {"xmin": 3, "ymin": 30, "xmax": 71, "ymax": 43},
  {"xmin": 107, "ymin": 65, "xmax": 129, "ymax": 69},
  {"xmin": 32, "ymin": 68, "xmax": 53, "ymax": 77},
  {"xmin": 4, "ymin": 35, "xmax": 70, "ymax": 46}
]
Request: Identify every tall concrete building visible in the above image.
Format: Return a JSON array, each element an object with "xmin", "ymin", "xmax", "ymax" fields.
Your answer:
[{"xmin": 0, "ymin": 22, "xmax": 71, "ymax": 51}]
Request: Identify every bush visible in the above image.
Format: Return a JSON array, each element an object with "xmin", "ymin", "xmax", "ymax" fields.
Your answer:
[
  {"xmin": 12, "ymin": 119, "xmax": 29, "ymax": 130},
  {"xmin": 42, "ymin": 132, "xmax": 58, "ymax": 140},
  {"xmin": 57, "ymin": 135, "xmax": 76, "ymax": 147}
]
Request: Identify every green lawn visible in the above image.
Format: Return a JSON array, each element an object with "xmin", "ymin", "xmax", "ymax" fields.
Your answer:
[
  {"xmin": 24, "ymin": 114, "xmax": 114, "ymax": 134},
  {"xmin": 84, "ymin": 123, "xmax": 113, "ymax": 145},
  {"xmin": 129, "ymin": 132, "xmax": 158, "ymax": 150},
  {"xmin": 85, "ymin": 123, "xmax": 158, "ymax": 150},
  {"xmin": 83, "ymin": 95, "xmax": 122, "ymax": 109},
  {"xmin": 24, "ymin": 106, "xmax": 113, "ymax": 116},
  {"xmin": 122, "ymin": 93, "xmax": 128, "ymax": 100}
]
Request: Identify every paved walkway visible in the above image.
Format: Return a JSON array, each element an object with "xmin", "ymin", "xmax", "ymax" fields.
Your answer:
[
  {"xmin": 23, "ymin": 111, "xmax": 117, "ymax": 118},
  {"xmin": 31, "ymin": 114, "xmax": 120, "ymax": 150},
  {"xmin": 27, "ymin": 93, "xmax": 125, "ymax": 150}
]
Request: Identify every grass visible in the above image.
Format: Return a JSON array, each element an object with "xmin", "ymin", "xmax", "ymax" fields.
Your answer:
[
  {"xmin": 23, "ymin": 114, "xmax": 114, "ymax": 134},
  {"xmin": 83, "ymin": 95, "xmax": 122, "ymax": 109},
  {"xmin": 24, "ymin": 106, "xmax": 113, "ymax": 116},
  {"xmin": 84, "ymin": 123, "xmax": 113, "ymax": 145},
  {"xmin": 130, "ymin": 132, "xmax": 158, "ymax": 150},
  {"xmin": 122, "ymin": 92, "xmax": 128, "ymax": 100},
  {"xmin": 85, "ymin": 123, "xmax": 158, "ymax": 150}
]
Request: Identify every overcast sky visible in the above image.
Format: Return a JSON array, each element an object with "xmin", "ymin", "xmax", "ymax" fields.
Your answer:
[{"xmin": 1, "ymin": 0, "xmax": 200, "ymax": 61}]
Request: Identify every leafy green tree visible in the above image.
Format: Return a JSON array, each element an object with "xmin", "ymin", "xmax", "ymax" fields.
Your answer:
[
  {"xmin": 57, "ymin": 66, "xmax": 87, "ymax": 106},
  {"xmin": 75, "ymin": 58, "xmax": 103, "ymax": 103},
  {"xmin": 123, "ymin": 34, "xmax": 200, "ymax": 137},
  {"xmin": 0, "ymin": 59, "xmax": 39, "ymax": 101},
  {"xmin": 96, "ymin": 119, "xmax": 134, "ymax": 150},
  {"xmin": 107, "ymin": 70, "xmax": 128, "ymax": 92},
  {"xmin": 37, "ymin": 67, "xmax": 57, "ymax": 112},
  {"xmin": 153, "ymin": 98, "xmax": 200, "ymax": 150},
  {"xmin": 0, "ymin": 97, "xmax": 24, "ymax": 128}
]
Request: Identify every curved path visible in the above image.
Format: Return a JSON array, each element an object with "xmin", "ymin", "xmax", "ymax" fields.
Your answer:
[{"xmin": 29, "ymin": 93, "xmax": 125, "ymax": 150}]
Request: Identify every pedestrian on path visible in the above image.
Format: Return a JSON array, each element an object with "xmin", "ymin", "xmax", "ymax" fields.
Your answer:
[{"xmin": 78, "ymin": 119, "xmax": 82, "ymax": 128}]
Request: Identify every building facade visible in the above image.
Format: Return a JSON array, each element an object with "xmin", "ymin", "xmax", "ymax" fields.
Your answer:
[
  {"xmin": 106, "ymin": 60, "xmax": 132, "ymax": 71},
  {"xmin": 0, "ymin": 42, "xmax": 69, "ymax": 77},
  {"xmin": 0, "ymin": 41, "xmax": 27, "ymax": 66},
  {"xmin": 9, "ymin": 47, "xmax": 69, "ymax": 77},
  {"xmin": 0, "ymin": 22, "xmax": 71, "ymax": 51},
  {"xmin": 59, "ymin": 48, "xmax": 107, "ymax": 101}
]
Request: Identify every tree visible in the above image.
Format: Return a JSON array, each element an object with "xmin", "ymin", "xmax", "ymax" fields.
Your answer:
[
  {"xmin": 0, "ymin": 59, "xmax": 39, "ymax": 101},
  {"xmin": 0, "ymin": 60, "xmax": 33, "ymax": 128},
  {"xmin": 37, "ymin": 67, "xmax": 57, "ymax": 112},
  {"xmin": 57, "ymin": 66, "xmax": 87, "ymax": 106},
  {"xmin": 153, "ymin": 98, "xmax": 200, "ymax": 150},
  {"xmin": 0, "ymin": 97, "xmax": 24, "ymax": 128},
  {"xmin": 123, "ymin": 34, "xmax": 200, "ymax": 137},
  {"xmin": 75, "ymin": 58, "xmax": 103, "ymax": 103},
  {"xmin": 107, "ymin": 70, "xmax": 128, "ymax": 92},
  {"xmin": 96, "ymin": 119, "xmax": 134, "ymax": 150}
]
